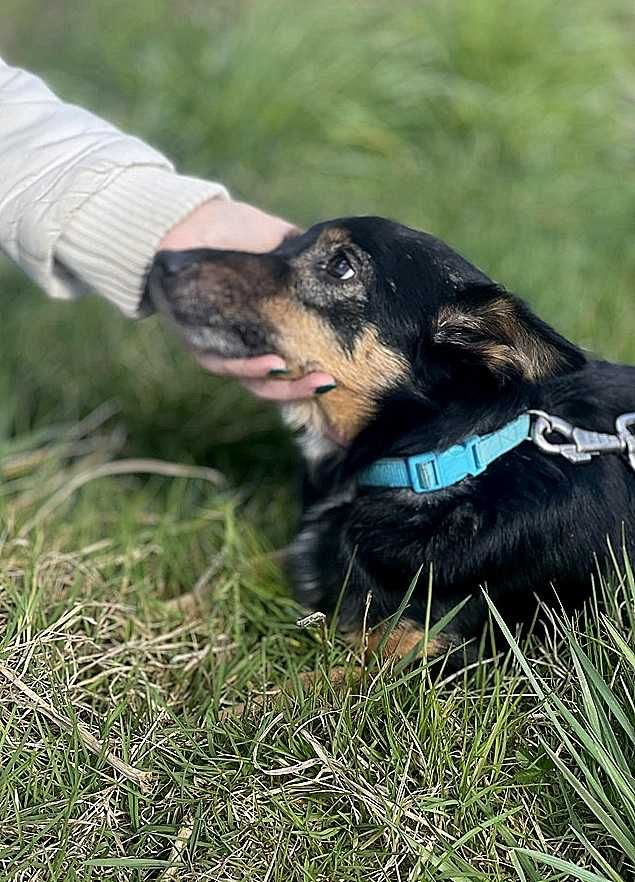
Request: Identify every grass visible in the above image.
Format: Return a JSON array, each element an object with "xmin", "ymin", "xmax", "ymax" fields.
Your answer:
[{"xmin": 1, "ymin": 0, "xmax": 634, "ymax": 878}]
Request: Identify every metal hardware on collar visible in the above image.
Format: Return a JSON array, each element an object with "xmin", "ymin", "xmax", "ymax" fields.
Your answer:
[
  {"xmin": 617, "ymin": 413, "xmax": 635, "ymax": 470},
  {"xmin": 529, "ymin": 409, "xmax": 635, "ymax": 468},
  {"xmin": 357, "ymin": 409, "xmax": 635, "ymax": 494},
  {"xmin": 357, "ymin": 413, "xmax": 531, "ymax": 493}
]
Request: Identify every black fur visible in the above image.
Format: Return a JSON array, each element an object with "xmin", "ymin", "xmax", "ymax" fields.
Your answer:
[
  {"xmin": 151, "ymin": 217, "xmax": 635, "ymax": 658},
  {"xmin": 288, "ymin": 220, "xmax": 634, "ymax": 653},
  {"xmin": 292, "ymin": 360, "xmax": 635, "ymax": 650}
]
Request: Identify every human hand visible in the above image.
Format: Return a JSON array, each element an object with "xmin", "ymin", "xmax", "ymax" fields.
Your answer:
[{"xmin": 159, "ymin": 200, "xmax": 336, "ymax": 400}]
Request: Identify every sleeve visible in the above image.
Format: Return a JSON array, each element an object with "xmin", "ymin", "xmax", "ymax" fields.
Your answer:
[{"xmin": 0, "ymin": 57, "xmax": 229, "ymax": 316}]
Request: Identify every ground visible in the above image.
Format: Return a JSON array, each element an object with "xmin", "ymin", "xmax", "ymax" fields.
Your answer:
[{"xmin": 0, "ymin": 1, "xmax": 634, "ymax": 880}]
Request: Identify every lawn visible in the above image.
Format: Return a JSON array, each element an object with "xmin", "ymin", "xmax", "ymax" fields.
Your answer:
[{"xmin": 1, "ymin": 1, "xmax": 634, "ymax": 879}]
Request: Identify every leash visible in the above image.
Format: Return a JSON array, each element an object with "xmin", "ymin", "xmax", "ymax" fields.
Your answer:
[
  {"xmin": 357, "ymin": 410, "xmax": 635, "ymax": 493},
  {"xmin": 529, "ymin": 410, "xmax": 635, "ymax": 467}
]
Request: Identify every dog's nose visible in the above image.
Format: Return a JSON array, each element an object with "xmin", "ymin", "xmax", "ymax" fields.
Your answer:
[{"xmin": 154, "ymin": 250, "xmax": 194, "ymax": 276}]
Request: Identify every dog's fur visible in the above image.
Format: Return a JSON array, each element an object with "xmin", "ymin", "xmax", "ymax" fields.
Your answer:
[{"xmin": 149, "ymin": 217, "xmax": 635, "ymax": 663}]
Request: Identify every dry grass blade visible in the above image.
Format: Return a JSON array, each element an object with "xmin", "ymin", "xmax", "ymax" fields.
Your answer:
[
  {"xmin": 0, "ymin": 662, "xmax": 153, "ymax": 792},
  {"xmin": 19, "ymin": 458, "xmax": 226, "ymax": 536},
  {"xmin": 163, "ymin": 554, "xmax": 226, "ymax": 615},
  {"xmin": 157, "ymin": 815, "xmax": 194, "ymax": 881}
]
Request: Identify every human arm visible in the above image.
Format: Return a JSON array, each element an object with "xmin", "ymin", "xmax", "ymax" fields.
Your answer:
[{"xmin": 0, "ymin": 57, "xmax": 334, "ymax": 396}]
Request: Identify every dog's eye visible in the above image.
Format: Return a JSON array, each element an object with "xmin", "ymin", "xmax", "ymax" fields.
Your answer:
[{"xmin": 327, "ymin": 253, "xmax": 356, "ymax": 281}]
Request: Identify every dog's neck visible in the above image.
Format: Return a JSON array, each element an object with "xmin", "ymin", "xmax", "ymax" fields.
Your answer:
[
  {"xmin": 283, "ymin": 352, "xmax": 591, "ymax": 478},
  {"xmin": 287, "ymin": 379, "xmax": 541, "ymax": 478},
  {"xmin": 282, "ymin": 399, "xmax": 346, "ymax": 466}
]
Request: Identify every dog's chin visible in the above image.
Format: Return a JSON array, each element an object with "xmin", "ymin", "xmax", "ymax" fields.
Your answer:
[{"xmin": 177, "ymin": 325, "xmax": 255, "ymax": 358}]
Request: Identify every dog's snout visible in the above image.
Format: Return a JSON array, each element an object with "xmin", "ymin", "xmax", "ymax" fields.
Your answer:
[{"xmin": 154, "ymin": 250, "xmax": 195, "ymax": 277}]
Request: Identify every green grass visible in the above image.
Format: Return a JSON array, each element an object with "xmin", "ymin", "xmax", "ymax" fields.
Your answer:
[{"xmin": 1, "ymin": 1, "xmax": 634, "ymax": 878}]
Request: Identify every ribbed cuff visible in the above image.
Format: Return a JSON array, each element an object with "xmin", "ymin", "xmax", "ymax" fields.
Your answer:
[{"xmin": 56, "ymin": 167, "xmax": 229, "ymax": 316}]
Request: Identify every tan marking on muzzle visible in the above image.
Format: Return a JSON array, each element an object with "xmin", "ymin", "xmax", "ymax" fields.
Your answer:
[{"xmin": 260, "ymin": 297, "xmax": 409, "ymax": 443}]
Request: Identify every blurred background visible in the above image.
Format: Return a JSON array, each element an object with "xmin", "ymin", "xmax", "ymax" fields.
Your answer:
[{"xmin": 1, "ymin": 0, "xmax": 634, "ymax": 539}]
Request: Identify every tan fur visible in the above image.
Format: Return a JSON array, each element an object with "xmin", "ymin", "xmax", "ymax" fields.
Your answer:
[
  {"xmin": 363, "ymin": 620, "xmax": 447, "ymax": 660},
  {"xmin": 219, "ymin": 624, "xmax": 447, "ymax": 718},
  {"xmin": 260, "ymin": 298, "xmax": 409, "ymax": 443},
  {"xmin": 435, "ymin": 299, "xmax": 561, "ymax": 380},
  {"xmin": 317, "ymin": 227, "xmax": 353, "ymax": 248}
]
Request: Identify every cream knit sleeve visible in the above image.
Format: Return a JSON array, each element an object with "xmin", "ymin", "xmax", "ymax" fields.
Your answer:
[{"xmin": 0, "ymin": 58, "xmax": 228, "ymax": 316}]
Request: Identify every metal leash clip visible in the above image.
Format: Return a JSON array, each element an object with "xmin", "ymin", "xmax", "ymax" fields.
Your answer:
[
  {"xmin": 529, "ymin": 410, "xmax": 635, "ymax": 469},
  {"xmin": 616, "ymin": 413, "xmax": 635, "ymax": 470}
]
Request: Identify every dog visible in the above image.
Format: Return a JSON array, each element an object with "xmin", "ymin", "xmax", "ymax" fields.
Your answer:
[{"xmin": 148, "ymin": 217, "xmax": 635, "ymax": 666}]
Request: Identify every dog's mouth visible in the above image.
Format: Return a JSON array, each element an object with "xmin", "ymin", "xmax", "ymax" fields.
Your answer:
[
  {"xmin": 172, "ymin": 324, "xmax": 256, "ymax": 358},
  {"xmin": 147, "ymin": 258, "xmax": 273, "ymax": 359}
]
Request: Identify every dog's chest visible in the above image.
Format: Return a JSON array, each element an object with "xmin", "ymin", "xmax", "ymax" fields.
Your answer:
[{"xmin": 289, "ymin": 481, "xmax": 482, "ymax": 609}]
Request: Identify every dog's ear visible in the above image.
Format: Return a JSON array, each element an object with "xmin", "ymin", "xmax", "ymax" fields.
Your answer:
[{"xmin": 433, "ymin": 287, "xmax": 585, "ymax": 382}]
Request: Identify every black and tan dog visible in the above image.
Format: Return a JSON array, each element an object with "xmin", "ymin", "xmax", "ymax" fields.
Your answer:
[{"xmin": 149, "ymin": 217, "xmax": 635, "ymax": 665}]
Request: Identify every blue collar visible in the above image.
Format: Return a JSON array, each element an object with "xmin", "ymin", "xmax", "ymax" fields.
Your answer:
[{"xmin": 357, "ymin": 413, "xmax": 531, "ymax": 493}]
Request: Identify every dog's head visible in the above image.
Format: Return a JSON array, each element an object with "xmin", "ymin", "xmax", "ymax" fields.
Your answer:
[{"xmin": 149, "ymin": 217, "xmax": 584, "ymax": 450}]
